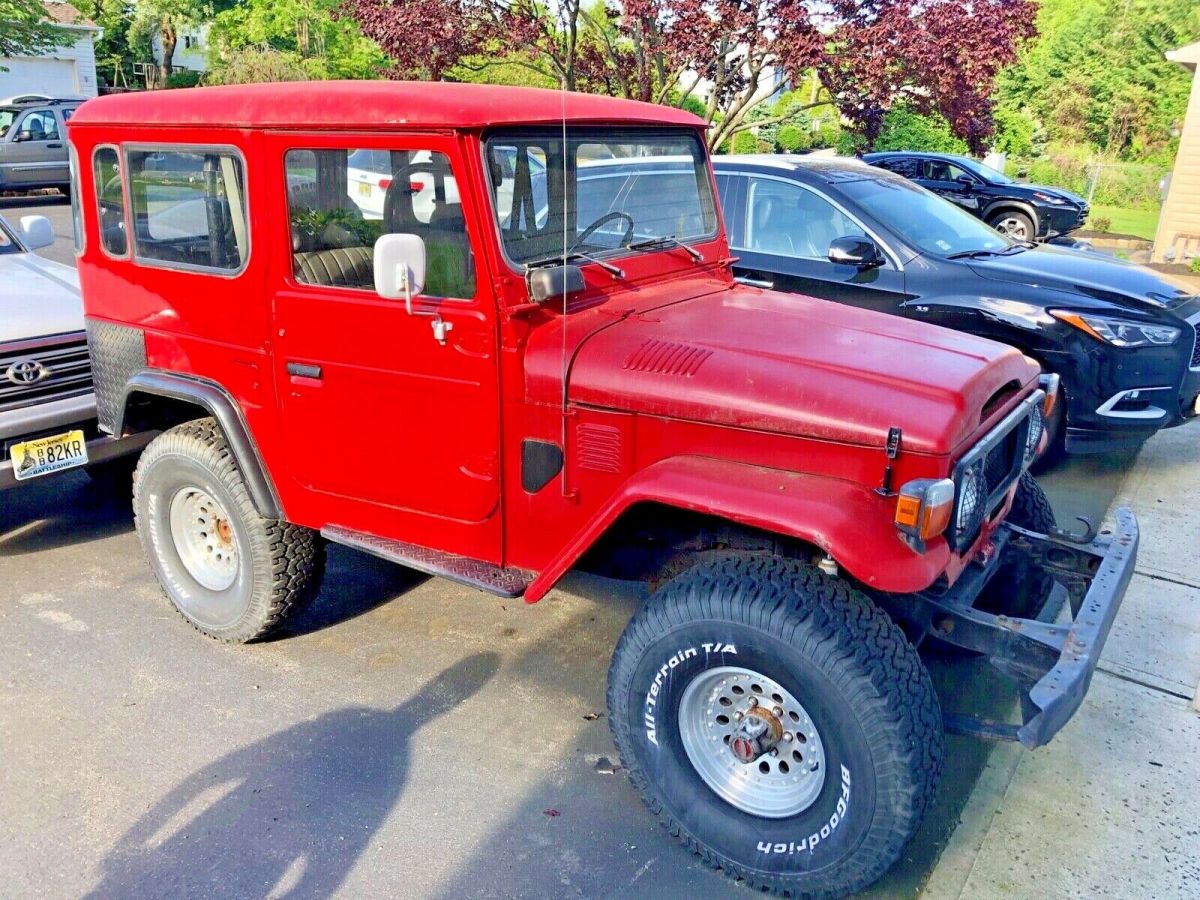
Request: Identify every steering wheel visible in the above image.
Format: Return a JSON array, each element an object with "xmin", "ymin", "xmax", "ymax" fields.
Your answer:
[{"xmin": 571, "ymin": 211, "xmax": 634, "ymax": 252}]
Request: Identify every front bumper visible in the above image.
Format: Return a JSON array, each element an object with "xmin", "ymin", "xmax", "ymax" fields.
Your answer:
[
  {"xmin": 0, "ymin": 429, "xmax": 153, "ymax": 490},
  {"xmin": 885, "ymin": 508, "xmax": 1139, "ymax": 748}
]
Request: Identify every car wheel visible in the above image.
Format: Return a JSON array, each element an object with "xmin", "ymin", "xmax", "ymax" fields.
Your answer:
[
  {"xmin": 978, "ymin": 472, "xmax": 1057, "ymax": 619},
  {"xmin": 133, "ymin": 418, "xmax": 324, "ymax": 642},
  {"xmin": 608, "ymin": 555, "xmax": 943, "ymax": 897},
  {"xmin": 989, "ymin": 210, "xmax": 1035, "ymax": 241}
]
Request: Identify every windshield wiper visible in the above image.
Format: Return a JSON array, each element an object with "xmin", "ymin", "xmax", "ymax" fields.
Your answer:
[
  {"xmin": 946, "ymin": 243, "xmax": 1029, "ymax": 261},
  {"xmin": 525, "ymin": 250, "xmax": 624, "ymax": 279},
  {"xmin": 627, "ymin": 235, "xmax": 703, "ymax": 262}
]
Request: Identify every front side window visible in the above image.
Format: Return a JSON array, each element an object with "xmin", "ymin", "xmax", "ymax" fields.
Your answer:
[
  {"xmin": 485, "ymin": 128, "xmax": 717, "ymax": 266},
  {"xmin": 743, "ymin": 177, "xmax": 866, "ymax": 259},
  {"xmin": 285, "ymin": 147, "xmax": 475, "ymax": 300},
  {"xmin": 92, "ymin": 146, "xmax": 126, "ymax": 256},
  {"xmin": 15, "ymin": 109, "xmax": 59, "ymax": 143},
  {"xmin": 920, "ymin": 159, "xmax": 975, "ymax": 184},
  {"xmin": 126, "ymin": 148, "xmax": 248, "ymax": 272}
]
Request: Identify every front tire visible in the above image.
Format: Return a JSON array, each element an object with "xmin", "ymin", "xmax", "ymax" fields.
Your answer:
[
  {"xmin": 607, "ymin": 556, "xmax": 943, "ymax": 897},
  {"xmin": 133, "ymin": 418, "xmax": 324, "ymax": 642},
  {"xmin": 989, "ymin": 209, "xmax": 1036, "ymax": 241}
]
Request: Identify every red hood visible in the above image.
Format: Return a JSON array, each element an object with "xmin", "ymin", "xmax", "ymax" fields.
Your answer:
[{"xmin": 564, "ymin": 286, "xmax": 1039, "ymax": 455}]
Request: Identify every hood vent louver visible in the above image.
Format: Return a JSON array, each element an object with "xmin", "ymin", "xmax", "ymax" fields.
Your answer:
[{"xmin": 623, "ymin": 339, "xmax": 713, "ymax": 377}]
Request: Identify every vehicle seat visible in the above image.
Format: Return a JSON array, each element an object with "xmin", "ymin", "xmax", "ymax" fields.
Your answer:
[
  {"xmin": 751, "ymin": 198, "xmax": 795, "ymax": 255},
  {"xmin": 293, "ymin": 245, "xmax": 374, "ymax": 288},
  {"xmin": 424, "ymin": 199, "xmax": 475, "ymax": 298}
]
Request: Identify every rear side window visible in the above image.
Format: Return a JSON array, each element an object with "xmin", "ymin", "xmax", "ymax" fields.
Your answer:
[
  {"xmin": 92, "ymin": 146, "xmax": 126, "ymax": 257},
  {"xmin": 125, "ymin": 148, "xmax": 249, "ymax": 273},
  {"xmin": 875, "ymin": 157, "xmax": 920, "ymax": 179},
  {"xmin": 284, "ymin": 147, "xmax": 476, "ymax": 300}
]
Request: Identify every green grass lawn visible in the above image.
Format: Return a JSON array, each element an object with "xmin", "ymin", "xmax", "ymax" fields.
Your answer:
[{"xmin": 1085, "ymin": 204, "xmax": 1159, "ymax": 241}]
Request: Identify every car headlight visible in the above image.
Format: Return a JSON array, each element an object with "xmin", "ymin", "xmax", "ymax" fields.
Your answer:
[
  {"xmin": 955, "ymin": 460, "xmax": 986, "ymax": 542},
  {"xmin": 1050, "ymin": 310, "xmax": 1181, "ymax": 348},
  {"xmin": 1032, "ymin": 191, "xmax": 1067, "ymax": 205},
  {"xmin": 1023, "ymin": 403, "xmax": 1044, "ymax": 465}
]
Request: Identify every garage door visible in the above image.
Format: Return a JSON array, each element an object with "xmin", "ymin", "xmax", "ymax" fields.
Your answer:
[{"xmin": 0, "ymin": 58, "xmax": 79, "ymax": 101}]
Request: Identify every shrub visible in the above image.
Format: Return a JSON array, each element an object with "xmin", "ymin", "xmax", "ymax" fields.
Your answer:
[
  {"xmin": 1088, "ymin": 216, "xmax": 1112, "ymax": 233},
  {"xmin": 1190, "ymin": 257, "xmax": 1200, "ymax": 274},
  {"xmin": 874, "ymin": 105, "xmax": 969, "ymax": 154},
  {"xmin": 776, "ymin": 123, "xmax": 808, "ymax": 153},
  {"xmin": 731, "ymin": 131, "xmax": 759, "ymax": 154},
  {"xmin": 165, "ymin": 71, "xmax": 202, "ymax": 89}
]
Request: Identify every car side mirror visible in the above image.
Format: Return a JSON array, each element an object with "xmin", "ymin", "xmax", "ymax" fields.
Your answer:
[
  {"xmin": 19, "ymin": 215, "xmax": 54, "ymax": 251},
  {"xmin": 12, "ymin": 132, "xmax": 29, "ymax": 143},
  {"xmin": 954, "ymin": 175, "xmax": 974, "ymax": 191},
  {"xmin": 373, "ymin": 233, "xmax": 426, "ymax": 314},
  {"xmin": 527, "ymin": 264, "xmax": 585, "ymax": 304},
  {"xmin": 828, "ymin": 236, "xmax": 883, "ymax": 270}
]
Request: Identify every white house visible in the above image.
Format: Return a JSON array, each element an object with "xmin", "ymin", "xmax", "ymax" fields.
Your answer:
[
  {"xmin": 0, "ymin": 1, "xmax": 100, "ymax": 101},
  {"xmin": 151, "ymin": 24, "xmax": 210, "ymax": 75}
]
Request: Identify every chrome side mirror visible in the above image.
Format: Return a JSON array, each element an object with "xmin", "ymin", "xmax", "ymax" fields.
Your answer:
[
  {"xmin": 526, "ymin": 264, "xmax": 585, "ymax": 304},
  {"xmin": 373, "ymin": 233, "xmax": 426, "ymax": 314}
]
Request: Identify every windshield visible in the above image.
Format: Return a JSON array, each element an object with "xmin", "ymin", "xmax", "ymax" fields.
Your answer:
[
  {"xmin": 840, "ymin": 175, "xmax": 1013, "ymax": 257},
  {"xmin": 485, "ymin": 128, "xmax": 717, "ymax": 266},
  {"xmin": 956, "ymin": 157, "xmax": 1015, "ymax": 185}
]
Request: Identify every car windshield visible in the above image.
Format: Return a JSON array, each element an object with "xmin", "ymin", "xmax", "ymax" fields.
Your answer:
[
  {"xmin": 840, "ymin": 175, "xmax": 1014, "ymax": 257},
  {"xmin": 955, "ymin": 156, "xmax": 1015, "ymax": 185},
  {"xmin": 485, "ymin": 128, "xmax": 718, "ymax": 266}
]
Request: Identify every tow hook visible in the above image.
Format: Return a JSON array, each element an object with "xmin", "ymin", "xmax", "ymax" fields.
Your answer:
[
  {"xmin": 728, "ymin": 698, "xmax": 787, "ymax": 763},
  {"xmin": 1050, "ymin": 516, "xmax": 1097, "ymax": 545}
]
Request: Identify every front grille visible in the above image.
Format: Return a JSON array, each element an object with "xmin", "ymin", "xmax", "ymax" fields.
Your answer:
[{"xmin": 0, "ymin": 333, "xmax": 92, "ymax": 414}]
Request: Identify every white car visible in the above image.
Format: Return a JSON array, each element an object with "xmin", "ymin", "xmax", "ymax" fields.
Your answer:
[{"xmin": 0, "ymin": 214, "xmax": 149, "ymax": 488}]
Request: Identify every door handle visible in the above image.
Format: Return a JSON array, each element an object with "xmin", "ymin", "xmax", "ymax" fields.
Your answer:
[
  {"xmin": 735, "ymin": 275, "xmax": 774, "ymax": 289},
  {"xmin": 286, "ymin": 362, "xmax": 322, "ymax": 379},
  {"xmin": 46, "ymin": 143, "xmax": 62, "ymax": 149}
]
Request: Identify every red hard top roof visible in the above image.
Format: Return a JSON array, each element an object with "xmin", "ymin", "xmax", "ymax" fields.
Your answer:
[{"xmin": 70, "ymin": 81, "xmax": 707, "ymax": 131}]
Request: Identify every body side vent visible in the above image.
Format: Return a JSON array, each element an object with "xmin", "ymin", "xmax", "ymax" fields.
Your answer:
[{"xmin": 576, "ymin": 423, "xmax": 622, "ymax": 473}]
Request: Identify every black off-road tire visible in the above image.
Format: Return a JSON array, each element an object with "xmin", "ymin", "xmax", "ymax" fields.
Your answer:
[
  {"xmin": 978, "ymin": 471, "xmax": 1057, "ymax": 619},
  {"xmin": 133, "ymin": 418, "xmax": 324, "ymax": 642},
  {"xmin": 608, "ymin": 555, "xmax": 943, "ymax": 898}
]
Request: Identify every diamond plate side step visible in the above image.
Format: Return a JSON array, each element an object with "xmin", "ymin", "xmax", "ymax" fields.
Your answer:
[{"xmin": 321, "ymin": 526, "xmax": 535, "ymax": 598}]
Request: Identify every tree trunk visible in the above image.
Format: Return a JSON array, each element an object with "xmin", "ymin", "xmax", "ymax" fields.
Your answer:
[{"xmin": 158, "ymin": 16, "xmax": 176, "ymax": 87}]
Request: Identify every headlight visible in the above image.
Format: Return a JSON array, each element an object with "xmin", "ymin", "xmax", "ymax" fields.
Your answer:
[
  {"xmin": 1033, "ymin": 191, "xmax": 1067, "ymax": 205},
  {"xmin": 1024, "ymin": 403, "xmax": 1044, "ymax": 464},
  {"xmin": 1050, "ymin": 310, "xmax": 1181, "ymax": 348},
  {"xmin": 955, "ymin": 461, "xmax": 986, "ymax": 541}
]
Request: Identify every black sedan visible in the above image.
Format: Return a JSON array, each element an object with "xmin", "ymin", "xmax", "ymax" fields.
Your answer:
[
  {"xmin": 862, "ymin": 151, "xmax": 1088, "ymax": 242},
  {"xmin": 713, "ymin": 155, "xmax": 1200, "ymax": 457}
]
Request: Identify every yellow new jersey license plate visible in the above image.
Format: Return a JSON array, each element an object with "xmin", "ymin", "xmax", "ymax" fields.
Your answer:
[
  {"xmin": 358, "ymin": 181, "xmax": 371, "ymax": 197},
  {"xmin": 11, "ymin": 430, "xmax": 88, "ymax": 481}
]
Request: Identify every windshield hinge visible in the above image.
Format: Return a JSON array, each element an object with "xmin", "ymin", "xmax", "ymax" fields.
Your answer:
[{"xmin": 875, "ymin": 427, "xmax": 903, "ymax": 496}]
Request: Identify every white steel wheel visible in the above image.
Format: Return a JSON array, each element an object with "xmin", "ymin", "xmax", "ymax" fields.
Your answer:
[{"xmin": 168, "ymin": 486, "xmax": 240, "ymax": 592}]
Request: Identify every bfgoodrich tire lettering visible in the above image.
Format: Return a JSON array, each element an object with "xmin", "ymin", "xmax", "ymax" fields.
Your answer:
[
  {"xmin": 608, "ymin": 555, "xmax": 943, "ymax": 897},
  {"xmin": 134, "ymin": 418, "xmax": 323, "ymax": 642}
]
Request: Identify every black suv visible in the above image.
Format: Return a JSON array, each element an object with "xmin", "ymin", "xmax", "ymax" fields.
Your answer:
[
  {"xmin": 713, "ymin": 155, "xmax": 1200, "ymax": 457},
  {"xmin": 862, "ymin": 151, "xmax": 1087, "ymax": 242}
]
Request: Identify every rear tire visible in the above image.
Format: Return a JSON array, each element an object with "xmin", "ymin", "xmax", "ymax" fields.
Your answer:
[
  {"xmin": 133, "ymin": 418, "xmax": 323, "ymax": 642},
  {"xmin": 978, "ymin": 472, "xmax": 1057, "ymax": 618},
  {"xmin": 608, "ymin": 555, "xmax": 943, "ymax": 897}
]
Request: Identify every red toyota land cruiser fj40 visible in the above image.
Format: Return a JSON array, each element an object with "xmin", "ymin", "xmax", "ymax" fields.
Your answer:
[{"xmin": 69, "ymin": 83, "xmax": 1138, "ymax": 898}]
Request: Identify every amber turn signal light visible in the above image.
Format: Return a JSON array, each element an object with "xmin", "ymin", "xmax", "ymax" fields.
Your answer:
[
  {"xmin": 894, "ymin": 478, "xmax": 955, "ymax": 552},
  {"xmin": 1038, "ymin": 373, "xmax": 1060, "ymax": 422}
]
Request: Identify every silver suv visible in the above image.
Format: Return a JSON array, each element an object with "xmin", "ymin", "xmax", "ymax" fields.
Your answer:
[
  {"xmin": 0, "ymin": 214, "xmax": 148, "ymax": 488},
  {"xmin": 0, "ymin": 99, "xmax": 80, "ymax": 193}
]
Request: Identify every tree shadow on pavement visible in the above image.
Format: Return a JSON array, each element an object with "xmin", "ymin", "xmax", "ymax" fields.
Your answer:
[{"xmin": 83, "ymin": 652, "xmax": 500, "ymax": 900}]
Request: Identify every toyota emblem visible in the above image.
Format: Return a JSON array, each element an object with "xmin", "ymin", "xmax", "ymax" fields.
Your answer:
[{"xmin": 5, "ymin": 358, "xmax": 50, "ymax": 386}]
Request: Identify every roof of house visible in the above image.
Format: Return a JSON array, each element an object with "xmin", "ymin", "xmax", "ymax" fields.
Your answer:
[
  {"xmin": 68, "ymin": 81, "xmax": 708, "ymax": 131},
  {"xmin": 42, "ymin": 1, "xmax": 97, "ymax": 28}
]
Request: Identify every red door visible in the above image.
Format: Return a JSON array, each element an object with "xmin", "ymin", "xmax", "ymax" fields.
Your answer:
[{"xmin": 266, "ymin": 131, "xmax": 502, "ymax": 560}]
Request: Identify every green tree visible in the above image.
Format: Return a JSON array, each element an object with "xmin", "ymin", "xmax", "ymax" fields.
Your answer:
[
  {"xmin": 129, "ymin": 0, "xmax": 236, "ymax": 86},
  {"xmin": 0, "ymin": 0, "xmax": 70, "ymax": 68},
  {"xmin": 207, "ymin": 0, "xmax": 386, "ymax": 82},
  {"xmin": 874, "ymin": 105, "xmax": 969, "ymax": 154},
  {"xmin": 74, "ymin": 0, "xmax": 136, "ymax": 88}
]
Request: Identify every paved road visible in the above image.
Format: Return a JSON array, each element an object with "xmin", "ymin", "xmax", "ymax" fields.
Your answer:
[{"xmin": 0, "ymin": 196, "xmax": 1138, "ymax": 897}]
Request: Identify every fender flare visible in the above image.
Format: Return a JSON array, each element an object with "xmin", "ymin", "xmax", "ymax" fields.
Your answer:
[
  {"xmin": 118, "ymin": 370, "xmax": 283, "ymax": 519},
  {"xmin": 523, "ymin": 456, "xmax": 949, "ymax": 602},
  {"xmin": 982, "ymin": 199, "xmax": 1039, "ymax": 230}
]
